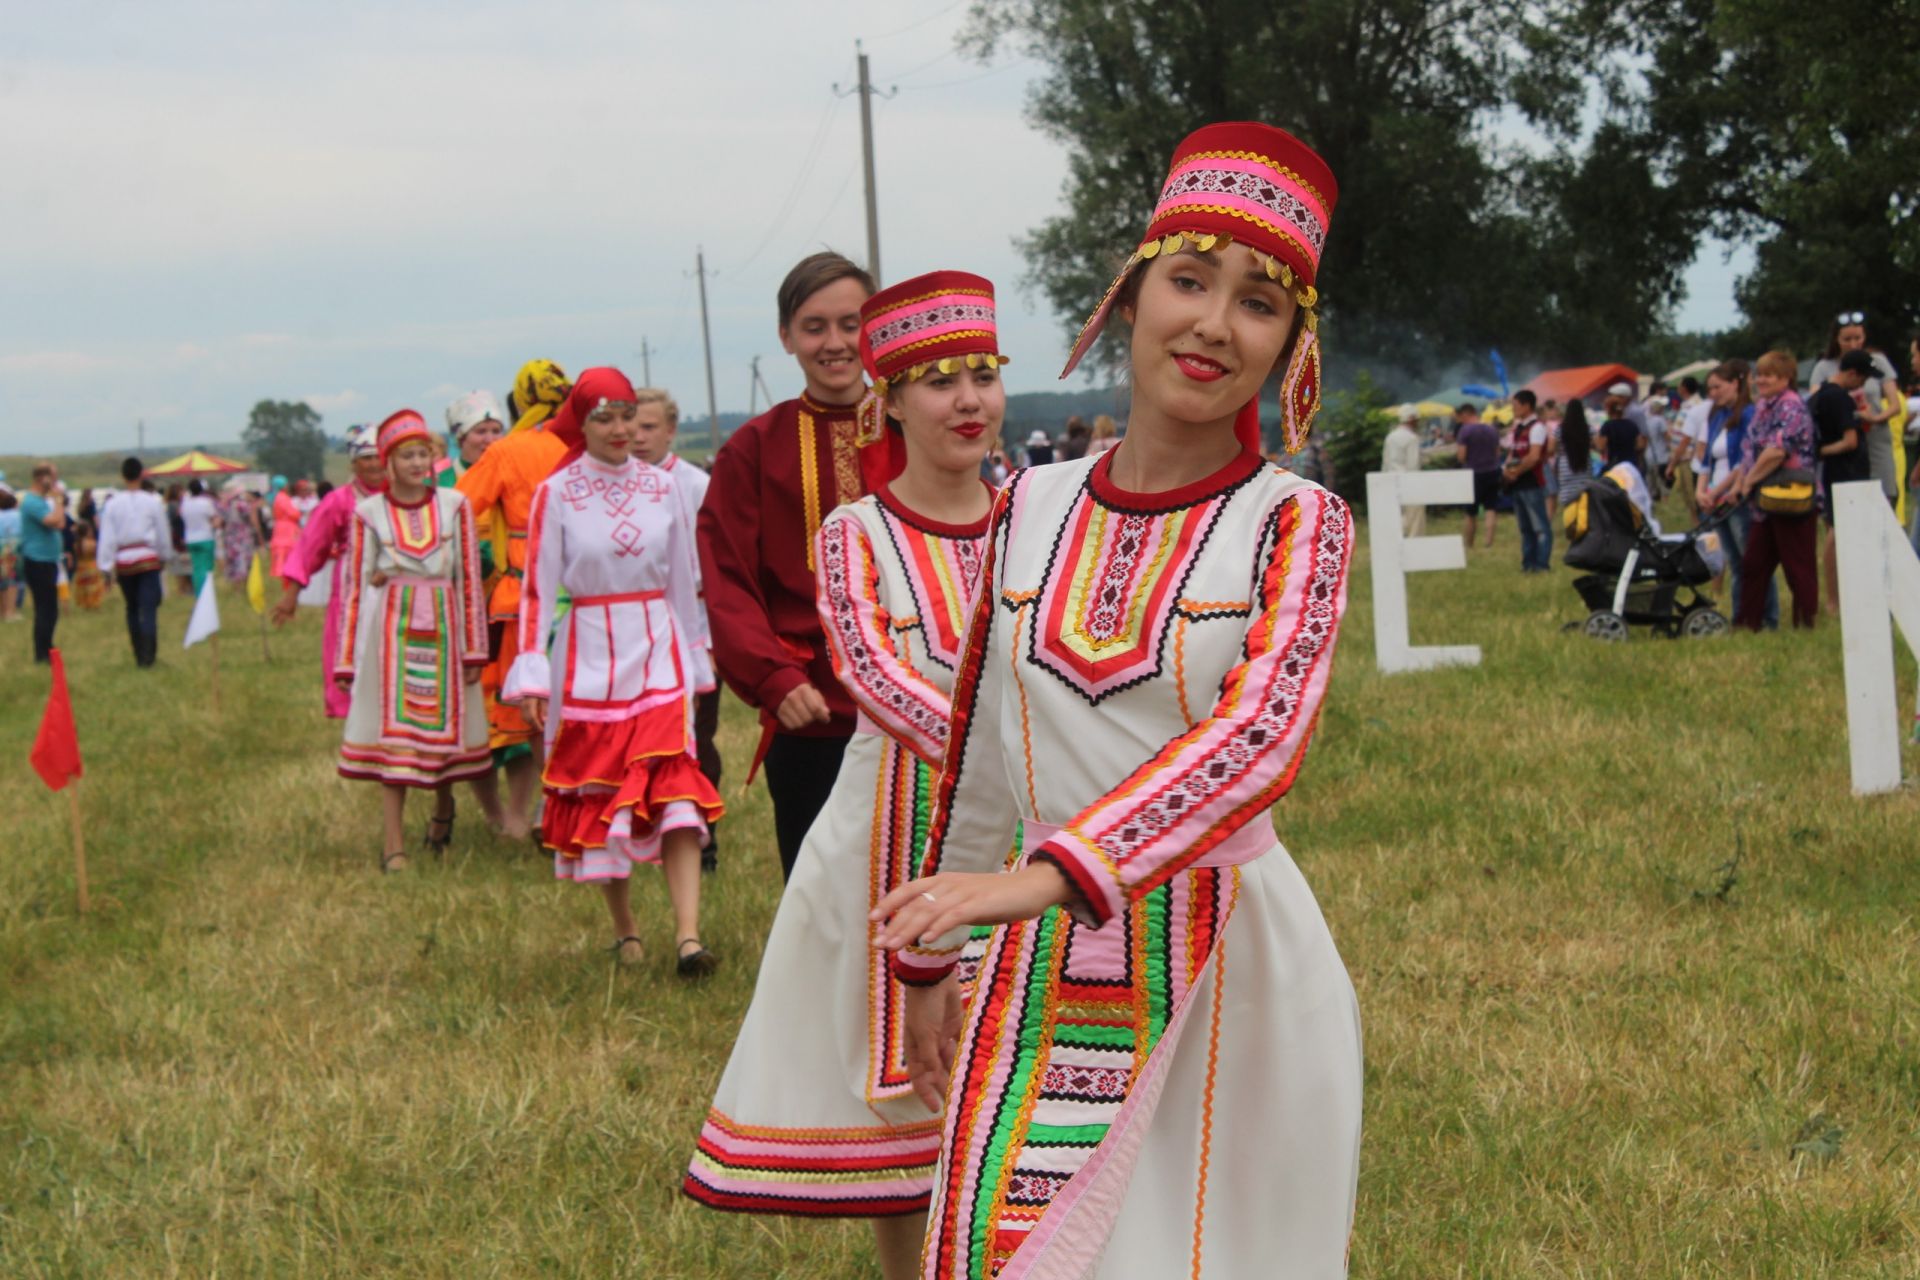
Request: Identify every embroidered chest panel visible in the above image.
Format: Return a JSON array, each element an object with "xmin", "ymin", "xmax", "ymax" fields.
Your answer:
[
  {"xmin": 798, "ymin": 408, "xmax": 866, "ymax": 568},
  {"xmin": 1020, "ymin": 484, "xmax": 1246, "ymax": 703},
  {"xmin": 556, "ymin": 464, "xmax": 669, "ymax": 558},
  {"xmin": 878, "ymin": 510, "xmax": 985, "ymax": 672},
  {"xmin": 387, "ymin": 498, "xmax": 442, "ymax": 560}
]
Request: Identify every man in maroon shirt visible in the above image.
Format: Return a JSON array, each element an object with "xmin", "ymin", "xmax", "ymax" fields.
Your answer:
[{"xmin": 698, "ymin": 252, "xmax": 876, "ymax": 879}]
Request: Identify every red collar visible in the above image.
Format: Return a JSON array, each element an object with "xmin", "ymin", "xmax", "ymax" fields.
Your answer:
[
  {"xmin": 876, "ymin": 482, "xmax": 994, "ymax": 538},
  {"xmin": 1087, "ymin": 445, "xmax": 1264, "ymax": 512}
]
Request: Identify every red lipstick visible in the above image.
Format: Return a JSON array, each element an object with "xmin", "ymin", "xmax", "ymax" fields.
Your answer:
[{"xmin": 1173, "ymin": 353, "xmax": 1228, "ymax": 382}]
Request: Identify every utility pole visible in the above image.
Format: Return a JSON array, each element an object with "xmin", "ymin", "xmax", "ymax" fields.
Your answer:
[
  {"xmin": 836, "ymin": 41, "xmax": 894, "ymax": 285},
  {"xmin": 857, "ymin": 43, "xmax": 882, "ymax": 283},
  {"xmin": 696, "ymin": 248, "xmax": 721, "ymax": 457},
  {"xmin": 639, "ymin": 337, "xmax": 652, "ymax": 387}
]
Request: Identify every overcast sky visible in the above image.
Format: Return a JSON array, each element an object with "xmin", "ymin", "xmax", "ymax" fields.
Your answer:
[{"xmin": 0, "ymin": 0, "xmax": 1747, "ymax": 454}]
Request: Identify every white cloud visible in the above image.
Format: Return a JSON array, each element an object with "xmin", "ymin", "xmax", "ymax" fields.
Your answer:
[{"xmin": 303, "ymin": 390, "xmax": 365, "ymax": 414}]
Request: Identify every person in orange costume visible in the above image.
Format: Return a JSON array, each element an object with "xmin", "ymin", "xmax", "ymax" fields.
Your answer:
[{"xmin": 456, "ymin": 358, "xmax": 571, "ymax": 840}]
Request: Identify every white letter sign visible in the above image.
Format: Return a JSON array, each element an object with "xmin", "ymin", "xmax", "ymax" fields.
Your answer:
[
  {"xmin": 1834, "ymin": 479, "xmax": 1920, "ymax": 794},
  {"xmin": 1366, "ymin": 470, "xmax": 1482, "ymax": 675}
]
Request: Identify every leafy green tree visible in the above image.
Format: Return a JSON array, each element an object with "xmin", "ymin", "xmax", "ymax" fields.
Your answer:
[
  {"xmin": 961, "ymin": 0, "xmax": 1685, "ymax": 388},
  {"xmin": 1566, "ymin": 0, "xmax": 1920, "ymax": 355},
  {"xmin": 243, "ymin": 400, "xmax": 327, "ymax": 481}
]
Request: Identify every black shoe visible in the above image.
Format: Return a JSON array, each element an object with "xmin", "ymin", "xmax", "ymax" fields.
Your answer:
[
  {"xmin": 675, "ymin": 937, "xmax": 720, "ymax": 978},
  {"xmin": 426, "ymin": 806, "xmax": 454, "ymax": 853}
]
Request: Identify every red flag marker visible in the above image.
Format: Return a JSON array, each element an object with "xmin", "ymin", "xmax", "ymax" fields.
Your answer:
[
  {"xmin": 29, "ymin": 649, "xmax": 89, "ymax": 913},
  {"xmin": 31, "ymin": 649, "xmax": 84, "ymax": 791}
]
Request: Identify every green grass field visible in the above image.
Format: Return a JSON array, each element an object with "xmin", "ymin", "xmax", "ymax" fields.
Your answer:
[{"xmin": 3, "ymin": 503, "xmax": 1918, "ymax": 1278}]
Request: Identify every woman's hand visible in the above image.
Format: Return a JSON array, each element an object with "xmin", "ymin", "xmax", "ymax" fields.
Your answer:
[
  {"xmin": 463, "ymin": 666, "xmax": 481, "ymax": 686},
  {"xmin": 902, "ymin": 976, "xmax": 966, "ymax": 1110},
  {"xmin": 521, "ymin": 697, "xmax": 547, "ymax": 732},
  {"xmin": 369, "ymin": 570, "xmax": 390, "ymax": 589},
  {"xmin": 270, "ymin": 592, "xmax": 299, "ymax": 627},
  {"xmin": 872, "ymin": 863, "xmax": 1074, "ymax": 951}
]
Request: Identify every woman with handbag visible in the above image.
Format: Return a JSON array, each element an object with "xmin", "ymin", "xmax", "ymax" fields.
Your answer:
[{"xmin": 1731, "ymin": 349, "xmax": 1820, "ymax": 630}]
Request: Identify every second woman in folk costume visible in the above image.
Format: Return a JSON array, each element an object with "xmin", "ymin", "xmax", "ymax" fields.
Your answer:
[
  {"xmin": 872, "ymin": 122, "xmax": 1362, "ymax": 1278},
  {"xmin": 438, "ymin": 390, "xmax": 508, "ymax": 490},
  {"xmin": 335, "ymin": 411, "xmax": 492, "ymax": 872},
  {"xmin": 685, "ymin": 272, "xmax": 1005, "ymax": 1279},
  {"xmin": 458, "ymin": 360, "xmax": 571, "ymax": 843},
  {"xmin": 504, "ymin": 369, "xmax": 723, "ymax": 975}
]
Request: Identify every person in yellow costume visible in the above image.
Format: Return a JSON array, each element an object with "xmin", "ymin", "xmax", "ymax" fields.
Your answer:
[{"xmin": 457, "ymin": 359, "xmax": 571, "ymax": 841}]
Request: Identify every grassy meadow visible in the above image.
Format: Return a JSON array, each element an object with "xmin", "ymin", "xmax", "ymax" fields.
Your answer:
[{"xmin": 2, "ymin": 500, "xmax": 1918, "ymax": 1278}]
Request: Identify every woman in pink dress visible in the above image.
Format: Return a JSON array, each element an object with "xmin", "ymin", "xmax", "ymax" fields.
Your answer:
[{"xmin": 271, "ymin": 429, "xmax": 387, "ymax": 719}]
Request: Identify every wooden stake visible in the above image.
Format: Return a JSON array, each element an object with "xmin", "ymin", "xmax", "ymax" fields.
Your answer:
[{"xmin": 67, "ymin": 783, "xmax": 90, "ymax": 915}]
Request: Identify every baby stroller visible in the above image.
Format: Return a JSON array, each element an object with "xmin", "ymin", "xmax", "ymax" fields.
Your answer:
[{"xmin": 1562, "ymin": 469, "xmax": 1731, "ymax": 641}]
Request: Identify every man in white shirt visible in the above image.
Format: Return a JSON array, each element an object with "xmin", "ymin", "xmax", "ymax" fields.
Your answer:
[
  {"xmin": 629, "ymin": 387, "xmax": 723, "ymax": 871},
  {"xmin": 95, "ymin": 456, "xmax": 173, "ymax": 667},
  {"xmin": 1381, "ymin": 408, "xmax": 1426, "ymax": 536}
]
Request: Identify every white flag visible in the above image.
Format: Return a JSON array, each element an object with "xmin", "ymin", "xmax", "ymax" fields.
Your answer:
[{"xmin": 183, "ymin": 573, "xmax": 221, "ymax": 648}]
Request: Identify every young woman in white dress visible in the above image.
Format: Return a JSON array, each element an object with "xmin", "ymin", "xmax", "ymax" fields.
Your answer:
[
  {"xmin": 686, "ymin": 271, "xmax": 1006, "ymax": 1280},
  {"xmin": 334, "ymin": 410, "xmax": 492, "ymax": 872},
  {"xmin": 872, "ymin": 122, "xmax": 1364, "ymax": 1279},
  {"xmin": 503, "ymin": 367, "xmax": 723, "ymax": 974}
]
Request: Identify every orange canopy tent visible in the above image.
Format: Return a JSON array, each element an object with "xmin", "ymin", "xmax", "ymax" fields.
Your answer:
[
  {"xmin": 146, "ymin": 449, "xmax": 249, "ymax": 476},
  {"xmin": 1519, "ymin": 363, "xmax": 1641, "ymax": 406}
]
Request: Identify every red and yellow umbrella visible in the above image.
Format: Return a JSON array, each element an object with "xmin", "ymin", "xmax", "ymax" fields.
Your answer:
[{"xmin": 146, "ymin": 449, "xmax": 249, "ymax": 477}]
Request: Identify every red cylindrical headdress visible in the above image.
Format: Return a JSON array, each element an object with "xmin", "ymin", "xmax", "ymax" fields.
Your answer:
[
  {"xmin": 375, "ymin": 409, "xmax": 432, "ymax": 466},
  {"xmin": 545, "ymin": 367, "xmax": 639, "ymax": 468},
  {"xmin": 1059, "ymin": 122, "xmax": 1339, "ymax": 454},
  {"xmin": 856, "ymin": 270, "xmax": 1009, "ymax": 489}
]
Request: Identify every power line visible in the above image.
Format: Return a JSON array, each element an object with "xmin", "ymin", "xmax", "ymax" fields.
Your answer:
[
  {"xmin": 869, "ymin": 0, "xmax": 966, "ymax": 40},
  {"xmin": 801, "ymin": 163, "xmax": 860, "ymax": 246},
  {"xmin": 897, "ymin": 59, "xmax": 1031, "ymax": 92},
  {"xmin": 726, "ymin": 87, "xmax": 848, "ymax": 273}
]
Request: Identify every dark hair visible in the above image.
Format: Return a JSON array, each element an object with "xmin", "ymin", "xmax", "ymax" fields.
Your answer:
[
  {"xmin": 1512, "ymin": 389, "xmax": 1537, "ymax": 410},
  {"xmin": 165, "ymin": 481, "xmax": 184, "ymax": 501},
  {"xmin": 0, "ymin": 490, "xmax": 15, "ymax": 511},
  {"xmin": 1561, "ymin": 398, "xmax": 1591, "ymax": 474},
  {"xmin": 1681, "ymin": 376, "xmax": 1701, "ymax": 396},
  {"xmin": 187, "ymin": 478, "xmax": 205, "ymax": 496},
  {"xmin": 31, "ymin": 462, "xmax": 55, "ymax": 483},
  {"xmin": 122, "ymin": 456, "xmax": 144, "ymax": 482},
  {"xmin": 1456, "ymin": 402, "xmax": 1478, "ymax": 417},
  {"xmin": 1825, "ymin": 316, "xmax": 1866, "ymax": 361},
  {"xmin": 777, "ymin": 251, "xmax": 875, "ymax": 330},
  {"xmin": 316, "ymin": 480, "xmax": 334, "ymax": 500}
]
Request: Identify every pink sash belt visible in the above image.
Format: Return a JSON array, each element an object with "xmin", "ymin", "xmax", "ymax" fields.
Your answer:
[{"xmin": 1018, "ymin": 815, "xmax": 1273, "ymax": 869}]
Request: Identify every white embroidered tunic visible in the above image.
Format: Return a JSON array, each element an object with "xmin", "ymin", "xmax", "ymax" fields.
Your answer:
[
  {"xmin": 687, "ymin": 488, "xmax": 990, "ymax": 1216},
  {"xmin": 505, "ymin": 453, "xmax": 719, "ymax": 877},
  {"xmin": 334, "ymin": 488, "xmax": 491, "ymax": 786},
  {"xmin": 904, "ymin": 448, "xmax": 1363, "ymax": 1280}
]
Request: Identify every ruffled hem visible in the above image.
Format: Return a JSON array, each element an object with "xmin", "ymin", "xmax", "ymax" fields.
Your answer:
[{"xmin": 544, "ymin": 750, "xmax": 723, "ymax": 869}]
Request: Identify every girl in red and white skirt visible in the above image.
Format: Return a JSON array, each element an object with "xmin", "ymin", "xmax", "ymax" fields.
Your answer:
[{"xmin": 504, "ymin": 367, "xmax": 723, "ymax": 974}]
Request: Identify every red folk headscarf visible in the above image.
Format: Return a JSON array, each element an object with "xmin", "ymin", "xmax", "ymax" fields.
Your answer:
[
  {"xmin": 1060, "ymin": 121, "xmax": 1340, "ymax": 455},
  {"xmin": 855, "ymin": 270, "xmax": 1008, "ymax": 490},
  {"xmin": 545, "ymin": 367, "xmax": 639, "ymax": 469}
]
